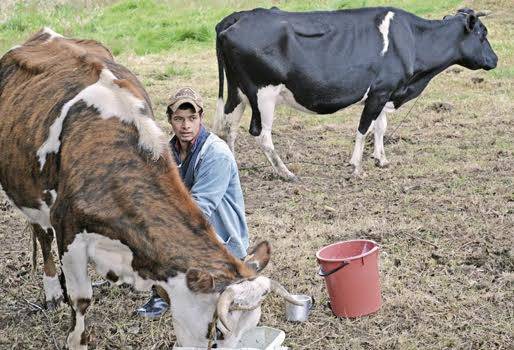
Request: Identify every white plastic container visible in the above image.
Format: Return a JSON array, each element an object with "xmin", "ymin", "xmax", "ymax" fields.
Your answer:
[{"xmin": 172, "ymin": 326, "xmax": 287, "ymax": 350}]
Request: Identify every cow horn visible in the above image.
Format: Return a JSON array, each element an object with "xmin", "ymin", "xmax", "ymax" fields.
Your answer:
[
  {"xmin": 230, "ymin": 302, "xmax": 262, "ymax": 311},
  {"xmin": 216, "ymin": 287, "xmax": 235, "ymax": 332},
  {"xmin": 475, "ymin": 11, "xmax": 490, "ymax": 17},
  {"xmin": 269, "ymin": 279, "xmax": 304, "ymax": 305}
]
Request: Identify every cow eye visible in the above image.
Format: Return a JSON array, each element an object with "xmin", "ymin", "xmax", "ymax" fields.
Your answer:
[{"xmin": 479, "ymin": 30, "xmax": 487, "ymax": 42}]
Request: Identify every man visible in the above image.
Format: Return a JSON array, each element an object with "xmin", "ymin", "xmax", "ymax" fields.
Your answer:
[{"xmin": 136, "ymin": 87, "xmax": 250, "ymax": 318}]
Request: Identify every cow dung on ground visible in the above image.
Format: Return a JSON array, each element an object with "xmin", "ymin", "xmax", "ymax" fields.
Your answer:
[{"xmin": 426, "ymin": 101, "xmax": 454, "ymax": 113}]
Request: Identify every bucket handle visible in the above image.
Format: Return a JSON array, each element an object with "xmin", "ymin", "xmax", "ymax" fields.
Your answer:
[{"xmin": 318, "ymin": 261, "xmax": 350, "ymax": 277}]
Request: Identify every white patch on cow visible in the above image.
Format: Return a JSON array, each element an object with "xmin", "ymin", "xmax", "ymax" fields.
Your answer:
[
  {"xmin": 350, "ymin": 131, "xmax": 366, "ymax": 175},
  {"xmin": 43, "ymin": 189, "xmax": 58, "ymax": 207},
  {"xmin": 378, "ymin": 11, "xmax": 395, "ymax": 56},
  {"xmin": 42, "ymin": 27, "xmax": 63, "ymax": 40},
  {"xmin": 61, "ymin": 233, "xmax": 92, "ymax": 300},
  {"xmin": 255, "ymin": 85, "xmax": 297, "ymax": 180},
  {"xmin": 383, "ymin": 101, "xmax": 396, "ymax": 113},
  {"xmin": 351, "ymin": 102, "xmax": 396, "ymax": 173},
  {"xmin": 68, "ymin": 312, "xmax": 86, "ymax": 350},
  {"xmin": 61, "ymin": 233, "xmax": 92, "ymax": 350},
  {"xmin": 19, "ymin": 189, "xmax": 58, "ymax": 231},
  {"xmin": 256, "ymin": 85, "xmax": 282, "ymax": 134},
  {"xmin": 372, "ymin": 102, "xmax": 395, "ymax": 167},
  {"xmin": 43, "ymin": 274, "xmax": 63, "ymax": 302},
  {"xmin": 166, "ymin": 274, "xmax": 219, "ymax": 347},
  {"xmin": 359, "ymin": 86, "xmax": 371, "ymax": 104},
  {"xmin": 20, "ymin": 200, "xmax": 52, "ymax": 230},
  {"xmin": 372, "ymin": 110, "xmax": 388, "ymax": 166},
  {"xmin": 37, "ymin": 69, "xmax": 166, "ymax": 170},
  {"xmin": 75, "ymin": 232, "xmax": 155, "ymax": 290}
]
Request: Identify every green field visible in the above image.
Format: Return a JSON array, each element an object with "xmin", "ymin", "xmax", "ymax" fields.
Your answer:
[
  {"xmin": 1, "ymin": 0, "xmax": 464, "ymax": 55},
  {"xmin": 2, "ymin": 1, "xmax": 511, "ymax": 76}
]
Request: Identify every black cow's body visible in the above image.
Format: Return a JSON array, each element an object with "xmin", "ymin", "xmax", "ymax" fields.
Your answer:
[{"xmin": 213, "ymin": 7, "xmax": 497, "ymax": 179}]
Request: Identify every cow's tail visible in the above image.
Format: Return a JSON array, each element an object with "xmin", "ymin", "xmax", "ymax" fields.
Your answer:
[{"xmin": 214, "ymin": 29, "xmax": 225, "ymax": 135}]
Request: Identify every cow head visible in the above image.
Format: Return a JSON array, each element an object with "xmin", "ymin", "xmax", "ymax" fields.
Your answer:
[
  {"xmin": 168, "ymin": 241, "xmax": 302, "ymax": 348},
  {"xmin": 446, "ymin": 8, "xmax": 498, "ymax": 71}
]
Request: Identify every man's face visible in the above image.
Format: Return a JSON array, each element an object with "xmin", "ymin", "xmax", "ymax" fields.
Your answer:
[{"xmin": 169, "ymin": 107, "xmax": 202, "ymax": 144}]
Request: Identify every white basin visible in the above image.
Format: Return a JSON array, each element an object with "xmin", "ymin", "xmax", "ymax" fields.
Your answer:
[{"xmin": 173, "ymin": 326, "xmax": 287, "ymax": 350}]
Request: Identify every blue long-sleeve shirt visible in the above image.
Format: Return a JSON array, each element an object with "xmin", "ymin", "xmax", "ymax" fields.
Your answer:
[{"xmin": 172, "ymin": 133, "xmax": 249, "ymax": 259}]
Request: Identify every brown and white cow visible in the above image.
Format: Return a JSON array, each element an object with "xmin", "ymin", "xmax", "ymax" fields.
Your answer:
[{"xmin": 0, "ymin": 28, "xmax": 300, "ymax": 349}]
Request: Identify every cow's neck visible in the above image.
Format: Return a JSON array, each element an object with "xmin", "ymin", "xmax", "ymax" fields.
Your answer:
[{"xmin": 412, "ymin": 18, "xmax": 463, "ymax": 77}]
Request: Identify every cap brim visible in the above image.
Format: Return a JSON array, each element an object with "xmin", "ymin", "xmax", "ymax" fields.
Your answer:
[{"xmin": 169, "ymin": 98, "xmax": 201, "ymax": 113}]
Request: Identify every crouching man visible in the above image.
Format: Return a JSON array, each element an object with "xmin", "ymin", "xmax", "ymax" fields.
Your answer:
[{"xmin": 136, "ymin": 87, "xmax": 250, "ymax": 317}]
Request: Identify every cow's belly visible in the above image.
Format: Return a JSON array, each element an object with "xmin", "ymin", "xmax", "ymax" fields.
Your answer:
[
  {"xmin": 0, "ymin": 139, "xmax": 53, "ymax": 226},
  {"xmin": 277, "ymin": 86, "xmax": 316, "ymax": 114},
  {"xmin": 275, "ymin": 83, "xmax": 371, "ymax": 115},
  {"xmin": 0, "ymin": 155, "xmax": 53, "ymax": 229}
]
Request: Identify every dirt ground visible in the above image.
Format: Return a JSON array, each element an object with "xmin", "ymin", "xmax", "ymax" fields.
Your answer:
[{"xmin": 0, "ymin": 1, "xmax": 513, "ymax": 349}]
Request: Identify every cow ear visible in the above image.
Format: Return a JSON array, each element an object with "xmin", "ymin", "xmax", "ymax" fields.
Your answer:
[
  {"xmin": 186, "ymin": 268, "xmax": 215, "ymax": 293},
  {"xmin": 244, "ymin": 241, "xmax": 271, "ymax": 273},
  {"xmin": 465, "ymin": 14, "xmax": 478, "ymax": 32}
]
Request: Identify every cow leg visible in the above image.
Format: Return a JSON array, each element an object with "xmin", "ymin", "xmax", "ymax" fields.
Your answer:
[
  {"xmin": 61, "ymin": 238, "xmax": 92, "ymax": 350},
  {"xmin": 351, "ymin": 94, "xmax": 389, "ymax": 176},
  {"xmin": 214, "ymin": 91, "xmax": 247, "ymax": 154},
  {"xmin": 226, "ymin": 97, "xmax": 247, "ymax": 153},
  {"xmin": 32, "ymin": 224, "xmax": 64, "ymax": 310},
  {"xmin": 372, "ymin": 109, "xmax": 389, "ymax": 167},
  {"xmin": 254, "ymin": 87, "xmax": 297, "ymax": 181},
  {"xmin": 350, "ymin": 131, "xmax": 368, "ymax": 176}
]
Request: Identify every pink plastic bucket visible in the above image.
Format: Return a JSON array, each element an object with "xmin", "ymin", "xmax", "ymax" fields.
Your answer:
[{"xmin": 316, "ymin": 240, "xmax": 381, "ymax": 317}]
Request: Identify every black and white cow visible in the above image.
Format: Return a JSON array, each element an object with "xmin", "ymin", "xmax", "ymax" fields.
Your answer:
[{"xmin": 213, "ymin": 7, "xmax": 498, "ymax": 180}]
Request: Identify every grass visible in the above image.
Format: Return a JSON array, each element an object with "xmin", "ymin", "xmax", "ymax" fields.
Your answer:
[
  {"xmin": 332, "ymin": 0, "xmax": 462, "ymax": 14},
  {"xmin": 1, "ymin": 0, "xmax": 468, "ymax": 55},
  {"xmin": 154, "ymin": 65, "xmax": 193, "ymax": 80},
  {"xmin": 3, "ymin": 0, "xmax": 511, "ymax": 80}
]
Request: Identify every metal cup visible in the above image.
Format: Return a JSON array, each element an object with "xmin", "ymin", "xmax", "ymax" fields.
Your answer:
[{"xmin": 285, "ymin": 294, "xmax": 313, "ymax": 322}]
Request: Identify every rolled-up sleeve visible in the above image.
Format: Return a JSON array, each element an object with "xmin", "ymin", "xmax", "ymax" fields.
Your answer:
[{"xmin": 190, "ymin": 155, "xmax": 232, "ymax": 220}]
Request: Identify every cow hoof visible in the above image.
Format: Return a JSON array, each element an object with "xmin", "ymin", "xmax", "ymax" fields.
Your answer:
[
  {"xmin": 374, "ymin": 158, "xmax": 390, "ymax": 168},
  {"xmin": 352, "ymin": 168, "xmax": 366, "ymax": 178},
  {"xmin": 281, "ymin": 173, "xmax": 298, "ymax": 182},
  {"xmin": 92, "ymin": 279, "xmax": 110, "ymax": 288},
  {"xmin": 46, "ymin": 296, "xmax": 64, "ymax": 311}
]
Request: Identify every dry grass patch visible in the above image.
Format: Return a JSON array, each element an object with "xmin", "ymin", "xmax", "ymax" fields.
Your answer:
[{"xmin": 1, "ymin": 0, "xmax": 513, "ymax": 349}]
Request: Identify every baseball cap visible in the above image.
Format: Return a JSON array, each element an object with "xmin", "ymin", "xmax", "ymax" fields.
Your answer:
[{"xmin": 167, "ymin": 87, "xmax": 204, "ymax": 113}]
